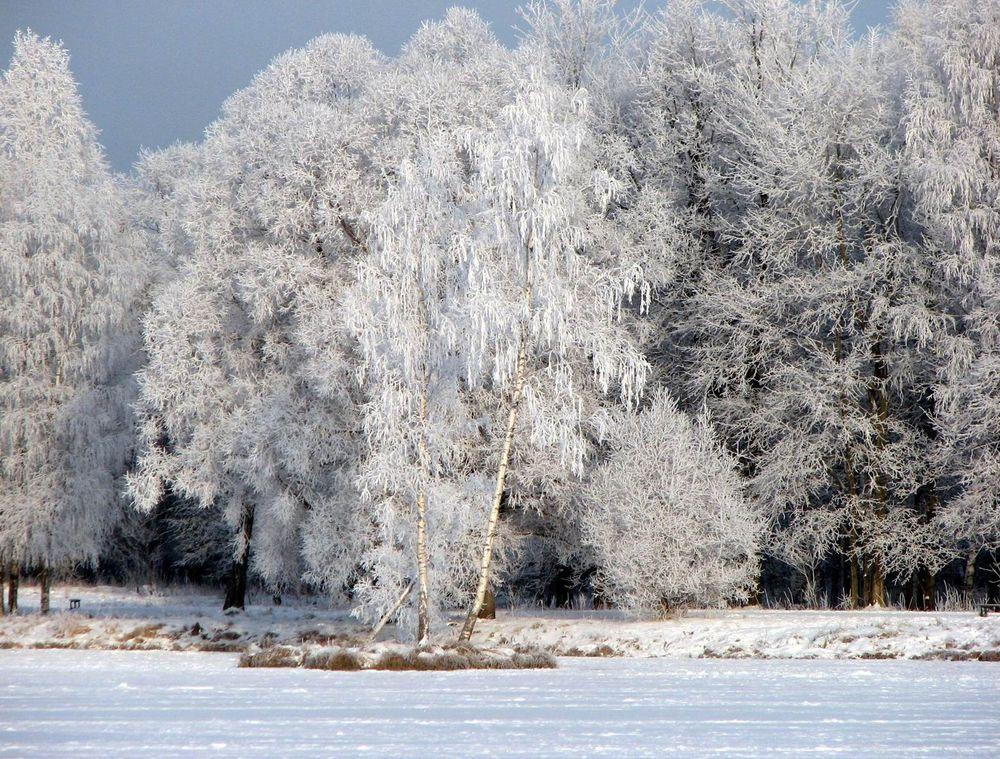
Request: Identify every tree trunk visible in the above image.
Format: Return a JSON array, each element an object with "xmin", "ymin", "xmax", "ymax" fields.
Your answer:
[
  {"xmin": 39, "ymin": 567, "xmax": 51, "ymax": 615},
  {"xmin": 919, "ymin": 567, "xmax": 936, "ymax": 611},
  {"xmin": 1, "ymin": 563, "xmax": 7, "ymax": 615},
  {"xmin": 848, "ymin": 535, "xmax": 861, "ymax": 609},
  {"xmin": 367, "ymin": 581, "xmax": 414, "ymax": 645},
  {"xmin": 459, "ymin": 339, "xmax": 526, "ymax": 642},
  {"xmin": 223, "ymin": 503, "xmax": 255, "ymax": 611},
  {"xmin": 914, "ymin": 483, "xmax": 938, "ymax": 610},
  {"xmin": 859, "ymin": 562, "xmax": 872, "ymax": 607},
  {"xmin": 415, "ymin": 490, "xmax": 431, "ymax": 642},
  {"xmin": 477, "ymin": 588, "xmax": 496, "ymax": 620},
  {"xmin": 415, "ymin": 382, "xmax": 432, "ymax": 643},
  {"xmin": 7, "ymin": 564, "xmax": 18, "ymax": 614},
  {"xmin": 964, "ymin": 549, "xmax": 978, "ymax": 597},
  {"xmin": 869, "ymin": 558, "xmax": 886, "ymax": 607}
]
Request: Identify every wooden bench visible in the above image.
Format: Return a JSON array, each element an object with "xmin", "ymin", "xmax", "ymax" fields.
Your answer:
[
  {"xmin": 68, "ymin": 598, "xmax": 80, "ymax": 610},
  {"xmin": 978, "ymin": 603, "xmax": 1000, "ymax": 617}
]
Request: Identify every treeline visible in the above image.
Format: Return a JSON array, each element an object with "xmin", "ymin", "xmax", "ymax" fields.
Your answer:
[{"xmin": 2, "ymin": 0, "xmax": 999, "ymax": 638}]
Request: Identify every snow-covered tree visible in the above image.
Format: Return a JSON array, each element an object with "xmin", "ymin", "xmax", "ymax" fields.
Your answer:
[
  {"xmin": 348, "ymin": 137, "xmax": 485, "ymax": 641},
  {"xmin": 899, "ymin": 0, "xmax": 1000, "ymax": 587},
  {"xmin": 337, "ymin": 11, "xmax": 515, "ymax": 640},
  {"xmin": 0, "ymin": 31, "xmax": 147, "ymax": 611},
  {"xmin": 581, "ymin": 390, "xmax": 761, "ymax": 612},
  {"xmin": 627, "ymin": 0, "xmax": 950, "ymax": 606},
  {"xmin": 129, "ymin": 33, "xmax": 381, "ymax": 609},
  {"xmin": 457, "ymin": 62, "xmax": 656, "ymax": 639}
]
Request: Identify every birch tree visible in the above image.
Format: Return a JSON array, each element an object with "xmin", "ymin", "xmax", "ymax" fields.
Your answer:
[
  {"xmin": 339, "ymin": 10, "xmax": 513, "ymax": 640},
  {"xmin": 458, "ymin": 63, "xmax": 653, "ymax": 639}
]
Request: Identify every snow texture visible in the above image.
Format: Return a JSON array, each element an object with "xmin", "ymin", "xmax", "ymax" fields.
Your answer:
[{"xmin": 1, "ymin": 649, "xmax": 998, "ymax": 757}]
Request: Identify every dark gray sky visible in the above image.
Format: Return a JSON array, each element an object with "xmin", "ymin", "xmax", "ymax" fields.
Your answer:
[{"xmin": 0, "ymin": 1, "xmax": 893, "ymax": 172}]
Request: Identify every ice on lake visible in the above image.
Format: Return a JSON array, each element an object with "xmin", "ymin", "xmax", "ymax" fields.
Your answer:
[{"xmin": 1, "ymin": 650, "xmax": 997, "ymax": 757}]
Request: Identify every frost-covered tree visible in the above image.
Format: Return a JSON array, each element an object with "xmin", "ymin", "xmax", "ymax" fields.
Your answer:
[
  {"xmin": 457, "ymin": 62, "xmax": 655, "ymax": 639},
  {"xmin": 349, "ymin": 138, "xmax": 486, "ymax": 641},
  {"xmin": 899, "ymin": 0, "xmax": 1000, "ymax": 587},
  {"xmin": 628, "ymin": 0, "xmax": 950, "ymax": 607},
  {"xmin": 0, "ymin": 31, "xmax": 146, "ymax": 612},
  {"xmin": 582, "ymin": 390, "xmax": 761, "ymax": 612},
  {"xmin": 129, "ymin": 33, "xmax": 381, "ymax": 609},
  {"xmin": 339, "ymin": 12, "xmax": 515, "ymax": 640}
]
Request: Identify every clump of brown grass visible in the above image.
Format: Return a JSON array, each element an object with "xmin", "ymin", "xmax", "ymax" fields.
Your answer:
[
  {"xmin": 303, "ymin": 649, "xmax": 362, "ymax": 670},
  {"xmin": 120, "ymin": 623, "xmax": 164, "ymax": 642},
  {"xmin": 562, "ymin": 644, "xmax": 620, "ymax": 658},
  {"xmin": 239, "ymin": 646, "xmax": 301, "ymax": 668},
  {"xmin": 239, "ymin": 642, "xmax": 556, "ymax": 671}
]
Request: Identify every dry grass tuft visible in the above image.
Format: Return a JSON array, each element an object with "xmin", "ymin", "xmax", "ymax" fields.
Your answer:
[
  {"xmin": 239, "ymin": 646, "xmax": 301, "ymax": 668},
  {"xmin": 304, "ymin": 649, "xmax": 362, "ymax": 671},
  {"xmin": 239, "ymin": 642, "xmax": 556, "ymax": 671},
  {"xmin": 121, "ymin": 623, "xmax": 164, "ymax": 642}
]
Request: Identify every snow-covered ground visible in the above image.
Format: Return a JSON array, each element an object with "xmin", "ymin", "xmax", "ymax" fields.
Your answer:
[
  {"xmin": 484, "ymin": 606, "xmax": 1000, "ymax": 660},
  {"xmin": 3, "ymin": 584, "xmax": 1000, "ymax": 660},
  {"xmin": 1, "ymin": 649, "xmax": 997, "ymax": 757}
]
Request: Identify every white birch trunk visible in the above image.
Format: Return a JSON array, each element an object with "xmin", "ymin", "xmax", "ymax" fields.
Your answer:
[
  {"xmin": 459, "ymin": 338, "xmax": 527, "ymax": 642},
  {"xmin": 415, "ymin": 488, "xmax": 431, "ymax": 642},
  {"xmin": 415, "ymin": 369, "xmax": 432, "ymax": 642}
]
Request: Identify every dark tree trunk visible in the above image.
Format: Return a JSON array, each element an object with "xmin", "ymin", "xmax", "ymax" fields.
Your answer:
[
  {"xmin": 39, "ymin": 567, "xmax": 50, "ymax": 615},
  {"xmin": 870, "ymin": 558, "xmax": 886, "ymax": 607},
  {"xmin": 849, "ymin": 552, "xmax": 861, "ymax": 609},
  {"xmin": 914, "ymin": 478, "xmax": 939, "ymax": 610},
  {"xmin": 7, "ymin": 564, "xmax": 18, "ymax": 614},
  {"xmin": 919, "ymin": 566, "xmax": 936, "ymax": 611},
  {"xmin": 832, "ymin": 549, "xmax": 844, "ymax": 608},
  {"xmin": 223, "ymin": 504, "xmax": 254, "ymax": 611}
]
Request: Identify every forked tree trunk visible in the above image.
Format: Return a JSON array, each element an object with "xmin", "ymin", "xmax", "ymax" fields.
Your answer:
[
  {"xmin": 39, "ymin": 567, "xmax": 51, "ymax": 615},
  {"xmin": 7, "ymin": 564, "xmax": 18, "ymax": 614},
  {"xmin": 223, "ymin": 504, "xmax": 255, "ymax": 611},
  {"xmin": 459, "ymin": 340, "xmax": 527, "ymax": 642}
]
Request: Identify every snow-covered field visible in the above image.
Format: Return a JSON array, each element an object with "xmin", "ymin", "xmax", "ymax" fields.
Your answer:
[
  {"xmin": 1, "ymin": 649, "xmax": 998, "ymax": 757},
  {"xmin": 3, "ymin": 584, "xmax": 1000, "ymax": 661}
]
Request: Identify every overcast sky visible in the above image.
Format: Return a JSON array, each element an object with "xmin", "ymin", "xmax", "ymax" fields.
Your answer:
[{"xmin": 1, "ymin": 1, "xmax": 894, "ymax": 172}]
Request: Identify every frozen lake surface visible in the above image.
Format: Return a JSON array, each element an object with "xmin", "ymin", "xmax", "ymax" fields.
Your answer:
[{"xmin": 1, "ymin": 650, "xmax": 998, "ymax": 757}]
